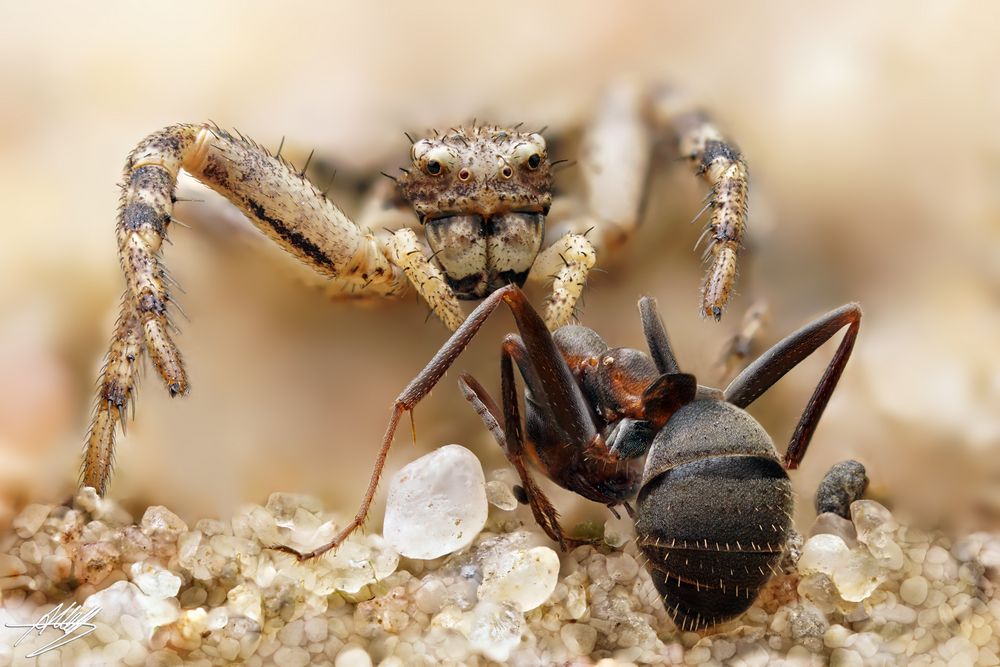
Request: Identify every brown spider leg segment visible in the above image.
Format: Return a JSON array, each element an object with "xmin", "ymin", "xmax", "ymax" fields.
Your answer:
[
  {"xmin": 274, "ymin": 284, "xmax": 599, "ymax": 560},
  {"xmin": 84, "ymin": 123, "xmax": 410, "ymax": 494},
  {"xmin": 83, "ymin": 293, "xmax": 144, "ymax": 492},
  {"xmin": 723, "ymin": 303, "xmax": 862, "ymax": 469}
]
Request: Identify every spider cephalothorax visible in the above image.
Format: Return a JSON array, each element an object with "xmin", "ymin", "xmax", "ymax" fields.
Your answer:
[{"xmin": 398, "ymin": 127, "xmax": 551, "ymax": 298}]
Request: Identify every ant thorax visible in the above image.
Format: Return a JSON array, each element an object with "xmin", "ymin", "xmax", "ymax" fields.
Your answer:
[
  {"xmin": 397, "ymin": 126, "xmax": 552, "ymax": 299},
  {"xmin": 553, "ymin": 325, "xmax": 661, "ymax": 424}
]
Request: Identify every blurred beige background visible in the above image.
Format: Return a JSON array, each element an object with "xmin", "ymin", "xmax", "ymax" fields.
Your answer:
[{"xmin": 0, "ymin": 2, "xmax": 997, "ymax": 535}]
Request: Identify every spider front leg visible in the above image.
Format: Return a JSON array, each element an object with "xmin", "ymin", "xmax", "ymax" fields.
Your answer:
[
  {"xmin": 540, "ymin": 82, "xmax": 749, "ymax": 323},
  {"xmin": 84, "ymin": 124, "xmax": 418, "ymax": 494},
  {"xmin": 384, "ymin": 228, "xmax": 464, "ymax": 331},
  {"xmin": 665, "ymin": 104, "xmax": 750, "ymax": 321},
  {"xmin": 528, "ymin": 232, "xmax": 596, "ymax": 329}
]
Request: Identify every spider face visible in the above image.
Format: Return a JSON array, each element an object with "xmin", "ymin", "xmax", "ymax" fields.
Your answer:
[{"xmin": 398, "ymin": 127, "xmax": 551, "ymax": 299}]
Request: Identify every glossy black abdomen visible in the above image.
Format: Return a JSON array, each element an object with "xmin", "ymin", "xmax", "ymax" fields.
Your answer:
[{"xmin": 635, "ymin": 400, "xmax": 793, "ymax": 630}]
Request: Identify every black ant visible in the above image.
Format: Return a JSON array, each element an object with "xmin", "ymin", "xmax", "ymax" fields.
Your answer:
[{"xmin": 278, "ymin": 285, "xmax": 861, "ymax": 631}]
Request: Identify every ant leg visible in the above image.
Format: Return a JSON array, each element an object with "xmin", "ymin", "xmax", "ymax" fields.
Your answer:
[
  {"xmin": 723, "ymin": 303, "xmax": 862, "ymax": 469},
  {"xmin": 272, "ymin": 285, "xmax": 520, "ymax": 559},
  {"xmin": 638, "ymin": 296, "xmax": 681, "ymax": 374},
  {"xmin": 458, "ymin": 373, "xmax": 578, "ymax": 550},
  {"xmin": 275, "ymin": 284, "xmax": 597, "ymax": 559}
]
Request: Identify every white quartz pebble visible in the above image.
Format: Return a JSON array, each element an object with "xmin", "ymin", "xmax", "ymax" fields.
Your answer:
[
  {"xmin": 900, "ymin": 576, "xmax": 930, "ymax": 606},
  {"xmin": 478, "ymin": 546, "xmax": 560, "ymax": 611},
  {"xmin": 83, "ymin": 580, "xmax": 180, "ymax": 639},
  {"xmin": 799, "ymin": 534, "xmax": 851, "ymax": 576},
  {"xmin": 13, "ymin": 504, "xmax": 50, "ymax": 538},
  {"xmin": 140, "ymin": 506, "xmax": 188, "ymax": 540},
  {"xmin": 130, "ymin": 561, "xmax": 182, "ymax": 599},
  {"xmin": 466, "ymin": 600, "xmax": 524, "ymax": 662},
  {"xmin": 335, "ymin": 645, "xmax": 373, "ymax": 667},
  {"xmin": 274, "ymin": 646, "xmax": 311, "ymax": 667},
  {"xmin": 485, "ymin": 480, "xmax": 518, "ymax": 511},
  {"xmin": 0, "ymin": 554, "xmax": 26, "ymax": 577},
  {"xmin": 383, "ymin": 444, "xmax": 488, "ymax": 559},
  {"xmin": 560, "ymin": 622, "xmax": 597, "ymax": 656},
  {"xmin": 227, "ymin": 582, "xmax": 263, "ymax": 625}
]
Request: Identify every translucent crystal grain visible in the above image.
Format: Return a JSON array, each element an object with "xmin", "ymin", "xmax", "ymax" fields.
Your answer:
[
  {"xmin": 832, "ymin": 548, "xmax": 886, "ymax": 602},
  {"xmin": 485, "ymin": 480, "xmax": 518, "ymax": 511},
  {"xmin": 477, "ymin": 546, "xmax": 560, "ymax": 612},
  {"xmin": 14, "ymin": 504, "xmax": 50, "ymax": 538},
  {"xmin": 265, "ymin": 493, "xmax": 323, "ymax": 526},
  {"xmin": 850, "ymin": 500, "xmax": 897, "ymax": 546},
  {"xmin": 130, "ymin": 561, "xmax": 182, "ymax": 598},
  {"xmin": 560, "ymin": 622, "xmax": 597, "ymax": 655},
  {"xmin": 799, "ymin": 534, "xmax": 851, "ymax": 576},
  {"xmin": 466, "ymin": 600, "xmax": 524, "ymax": 662},
  {"xmin": 865, "ymin": 531, "xmax": 905, "ymax": 570},
  {"xmin": 383, "ymin": 445, "xmax": 488, "ymax": 559},
  {"xmin": 810, "ymin": 512, "xmax": 859, "ymax": 549},
  {"xmin": 603, "ymin": 512, "xmax": 634, "ymax": 548}
]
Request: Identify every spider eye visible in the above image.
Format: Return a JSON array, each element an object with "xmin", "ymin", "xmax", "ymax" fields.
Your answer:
[
  {"xmin": 426, "ymin": 160, "xmax": 441, "ymax": 175},
  {"xmin": 527, "ymin": 153, "xmax": 541, "ymax": 169},
  {"xmin": 501, "ymin": 165, "xmax": 513, "ymax": 179}
]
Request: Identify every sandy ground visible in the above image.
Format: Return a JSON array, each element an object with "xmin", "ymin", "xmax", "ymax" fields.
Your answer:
[{"xmin": 0, "ymin": 2, "xmax": 997, "ymax": 539}]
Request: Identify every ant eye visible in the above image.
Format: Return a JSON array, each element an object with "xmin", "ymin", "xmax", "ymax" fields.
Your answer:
[
  {"xmin": 527, "ymin": 153, "xmax": 541, "ymax": 169},
  {"xmin": 426, "ymin": 160, "xmax": 441, "ymax": 175}
]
